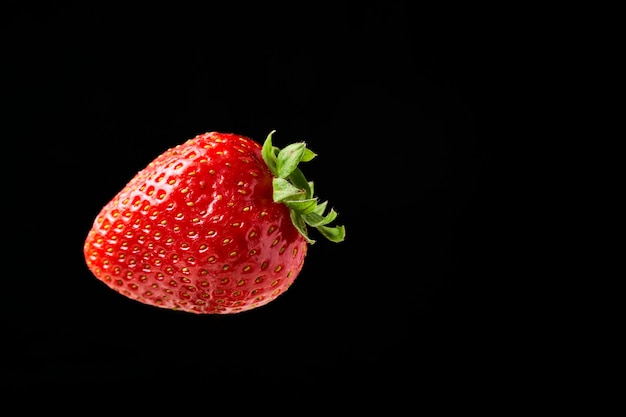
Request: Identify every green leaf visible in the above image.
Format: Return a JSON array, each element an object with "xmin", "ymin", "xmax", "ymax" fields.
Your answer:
[
  {"xmin": 301, "ymin": 148, "xmax": 317, "ymax": 162},
  {"xmin": 272, "ymin": 178, "xmax": 305, "ymax": 202},
  {"xmin": 262, "ymin": 130, "xmax": 278, "ymax": 176},
  {"xmin": 290, "ymin": 210, "xmax": 314, "ymax": 244},
  {"xmin": 276, "ymin": 142, "xmax": 306, "ymax": 178},
  {"xmin": 289, "ymin": 167, "xmax": 312, "ymax": 199},
  {"xmin": 285, "ymin": 199, "xmax": 318, "ymax": 214},
  {"xmin": 313, "ymin": 200, "xmax": 328, "ymax": 215},
  {"xmin": 302, "ymin": 212, "xmax": 324, "ymax": 227},
  {"xmin": 303, "ymin": 208, "xmax": 338, "ymax": 227},
  {"xmin": 261, "ymin": 130, "xmax": 345, "ymax": 245},
  {"xmin": 317, "ymin": 224, "xmax": 346, "ymax": 243}
]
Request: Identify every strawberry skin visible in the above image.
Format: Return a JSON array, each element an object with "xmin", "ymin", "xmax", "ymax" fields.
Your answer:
[{"xmin": 84, "ymin": 132, "xmax": 317, "ymax": 314}]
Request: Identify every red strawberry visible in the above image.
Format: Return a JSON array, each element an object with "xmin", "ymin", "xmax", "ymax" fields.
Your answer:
[{"xmin": 83, "ymin": 130, "xmax": 344, "ymax": 314}]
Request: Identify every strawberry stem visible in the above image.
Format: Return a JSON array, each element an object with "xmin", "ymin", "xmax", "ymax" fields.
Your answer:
[{"xmin": 262, "ymin": 130, "xmax": 346, "ymax": 244}]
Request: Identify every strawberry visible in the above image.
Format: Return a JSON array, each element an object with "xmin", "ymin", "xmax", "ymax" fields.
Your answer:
[{"xmin": 83, "ymin": 130, "xmax": 345, "ymax": 314}]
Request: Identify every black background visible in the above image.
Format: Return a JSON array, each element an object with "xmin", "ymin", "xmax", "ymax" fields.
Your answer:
[{"xmin": 1, "ymin": 0, "xmax": 521, "ymax": 408}]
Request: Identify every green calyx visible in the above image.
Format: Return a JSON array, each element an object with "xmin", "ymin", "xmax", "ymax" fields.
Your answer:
[{"xmin": 261, "ymin": 130, "xmax": 346, "ymax": 244}]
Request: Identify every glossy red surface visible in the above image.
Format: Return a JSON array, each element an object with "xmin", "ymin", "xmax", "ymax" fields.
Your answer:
[{"xmin": 84, "ymin": 132, "xmax": 308, "ymax": 314}]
